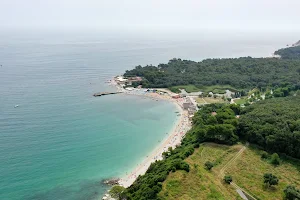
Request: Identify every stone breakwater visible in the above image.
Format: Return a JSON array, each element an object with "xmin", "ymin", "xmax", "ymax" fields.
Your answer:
[{"xmin": 93, "ymin": 92, "xmax": 123, "ymax": 97}]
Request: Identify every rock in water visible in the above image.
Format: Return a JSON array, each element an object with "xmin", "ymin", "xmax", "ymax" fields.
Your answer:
[{"xmin": 103, "ymin": 178, "xmax": 120, "ymax": 185}]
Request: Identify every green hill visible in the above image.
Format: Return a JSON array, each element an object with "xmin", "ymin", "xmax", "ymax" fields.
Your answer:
[
  {"xmin": 158, "ymin": 143, "xmax": 300, "ymax": 200},
  {"xmin": 274, "ymin": 45, "xmax": 300, "ymax": 59}
]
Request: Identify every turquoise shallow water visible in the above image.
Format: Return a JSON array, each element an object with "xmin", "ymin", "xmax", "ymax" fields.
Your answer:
[
  {"xmin": 0, "ymin": 30, "xmax": 297, "ymax": 200},
  {"xmin": 0, "ymin": 33, "xmax": 179, "ymax": 200}
]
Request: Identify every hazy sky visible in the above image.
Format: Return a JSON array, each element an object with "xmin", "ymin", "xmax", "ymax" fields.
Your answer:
[{"xmin": 1, "ymin": 0, "xmax": 300, "ymax": 31}]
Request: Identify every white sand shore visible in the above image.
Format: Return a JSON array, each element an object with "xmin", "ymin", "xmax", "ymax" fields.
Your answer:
[{"xmin": 115, "ymin": 89, "xmax": 192, "ymax": 188}]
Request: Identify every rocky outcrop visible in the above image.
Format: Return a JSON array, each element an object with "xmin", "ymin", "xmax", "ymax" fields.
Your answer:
[{"xmin": 103, "ymin": 178, "xmax": 120, "ymax": 185}]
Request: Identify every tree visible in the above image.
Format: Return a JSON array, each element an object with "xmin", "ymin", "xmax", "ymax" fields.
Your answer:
[
  {"xmin": 270, "ymin": 153, "xmax": 280, "ymax": 165},
  {"xmin": 263, "ymin": 173, "xmax": 279, "ymax": 187},
  {"xmin": 205, "ymin": 161, "xmax": 214, "ymax": 170},
  {"xmin": 224, "ymin": 175, "xmax": 233, "ymax": 184},
  {"xmin": 284, "ymin": 185, "xmax": 300, "ymax": 200}
]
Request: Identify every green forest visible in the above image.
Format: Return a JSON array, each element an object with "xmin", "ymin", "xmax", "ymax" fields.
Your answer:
[
  {"xmin": 124, "ymin": 57, "xmax": 300, "ymax": 92},
  {"xmin": 238, "ymin": 96, "xmax": 300, "ymax": 159},
  {"xmin": 275, "ymin": 45, "xmax": 300, "ymax": 59}
]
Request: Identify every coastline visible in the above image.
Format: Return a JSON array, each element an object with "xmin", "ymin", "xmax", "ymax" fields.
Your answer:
[{"xmin": 108, "ymin": 78, "xmax": 192, "ymax": 188}]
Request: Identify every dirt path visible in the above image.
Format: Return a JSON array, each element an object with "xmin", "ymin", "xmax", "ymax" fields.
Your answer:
[
  {"xmin": 218, "ymin": 143, "xmax": 257, "ymax": 200},
  {"xmin": 219, "ymin": 145, "xmax": 246, "ymax": 178}
]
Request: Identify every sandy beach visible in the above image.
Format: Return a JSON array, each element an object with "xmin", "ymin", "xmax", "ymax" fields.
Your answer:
[{"xmin": 108, "ymin": 80, "xmax": 192, "ymax": 188}]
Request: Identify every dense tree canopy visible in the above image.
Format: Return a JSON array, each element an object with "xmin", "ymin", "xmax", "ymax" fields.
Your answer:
[
  {"xmin": 274, "ymin": 46, "xmax": 300, "ymax": 59},
  {"xmin": 192, "ymin": 104, "xmax": 240, "ymax": 145},
  {"xmin": 238, "ymin": 96, "xmax": 300, "ymax": 159},
  {"xmin": 124, "ymin": 57, "xmax": 300, "ymax": 91}
]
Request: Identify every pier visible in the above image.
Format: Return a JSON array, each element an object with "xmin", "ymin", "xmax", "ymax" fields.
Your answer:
[{"xmin": 93, "ymin": 92, "xmax": 123, "ymax": 97}]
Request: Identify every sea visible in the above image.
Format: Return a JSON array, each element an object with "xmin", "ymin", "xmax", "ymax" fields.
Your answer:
[{"xmin": 0, "ymin": 29, "xmax": 299, "ymax": 200}]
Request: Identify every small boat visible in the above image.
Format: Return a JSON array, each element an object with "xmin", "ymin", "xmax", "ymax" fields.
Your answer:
[{"xmin": 14, "ymin": 105, "xmax": 19, "ymax": 108}]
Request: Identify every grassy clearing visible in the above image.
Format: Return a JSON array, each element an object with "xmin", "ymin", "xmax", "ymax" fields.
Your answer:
[
  {"xmin": 158, "ymin": 143, "xmax": 243, "ymax": 200},
  {"xmin": 169, "ymin": 85, "xmax": 201, "ymax": 93},
  {"xmin": 234, "ymin": 98, "xmax": 247, "ymax": 105},
  {"xmin": 158, "ymin": 143, "xmax": 300, "ymax": 200},
  {"xmin": 169, "ymin": 84, "xmax": 238, "ymax": 94},
  {"xmin": 225, "ymin": 146, "xmax": 300, "ymax": 200},
  {"xmin": 203, "ymin": 97, "xmax": 226, "ymax": 104},
  {"xmin": 199, "ymin": 85, "xmax": 238, "ymax": 94},
  {"xmin": 195, "ymin": 97, "xmax": 206, "ymax": 104}
]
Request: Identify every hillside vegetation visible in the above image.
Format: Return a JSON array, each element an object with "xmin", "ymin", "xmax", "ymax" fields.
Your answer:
[
  {"xmin": 225, "ymin": 146, "xmax": 300, "ymax": 200},
  {"xmin": 117, "ymin": 96, "xmax": 300, "ymax": 200},
  {"xmin": 158, "ymin": 143, "xmax": 243, "ymax": 200},
  {"xmin": 159, "ymin": 143, "xmax": 300, "ymax": 200}
]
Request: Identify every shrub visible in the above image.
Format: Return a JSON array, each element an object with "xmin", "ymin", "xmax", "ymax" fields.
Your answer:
[
  {"xmin": 261, "ymin": 151, "xmax": 269, "ymax": 159},
  {"xmin": 179, "ymin": 161, "xmax": 190, "ymax": 172},
  {"xmin": 284, "ymin": 185, "xmax": 300, "ymax": 200},
  {"xmin": 204, "ymin": 161, "xmax": 214, "ymax": 171},
  {"xmin": 194, "ymin": 143, "xmax": 200, "ymax": 148},
  {"xmin": 171, "ymin": 167, "xmax": 176, "ymax": 172},
  {"xmin": 270, "ymin": 153, "xmax": 280, "ymax": 165},
  {"xmin": 224, "ymin": 175, "xmax": 233, "ymax": 184},
  {"xmin": 263, "ymin": 173, "xmax": 279, "ymax": 187}
]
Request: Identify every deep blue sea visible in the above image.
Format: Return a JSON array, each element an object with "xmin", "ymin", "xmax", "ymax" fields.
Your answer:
[{"xmin": 0, "ymin": 30, "xmax": 298, "ymax": 200}]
